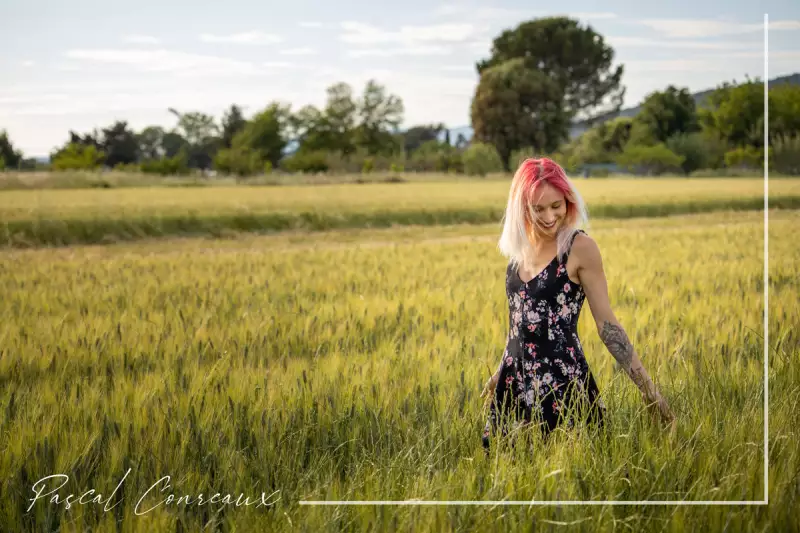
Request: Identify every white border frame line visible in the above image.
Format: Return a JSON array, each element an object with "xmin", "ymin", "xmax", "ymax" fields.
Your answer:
[
  {"xmin": 301, "ymin": 13, "xmax": 770, "ymax": 507},
  {"xmin": 762, "ymin": 10, "xmax": 769, "ymax": 507}
]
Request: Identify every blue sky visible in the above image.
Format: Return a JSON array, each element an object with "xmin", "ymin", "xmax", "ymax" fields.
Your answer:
[{"xmin": 1, "ymin": 0, "xmax": 798, "ymax": 156}]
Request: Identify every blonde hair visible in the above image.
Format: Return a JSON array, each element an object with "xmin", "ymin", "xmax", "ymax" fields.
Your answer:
[{"xmin": 497, "ymin": 157, "xmax": 589, "ymax": 271}]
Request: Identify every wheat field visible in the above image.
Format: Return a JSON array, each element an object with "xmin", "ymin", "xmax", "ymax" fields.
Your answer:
[{"xmin": 0, "ymin": 200, "xmax": 797, "ymax": 531}]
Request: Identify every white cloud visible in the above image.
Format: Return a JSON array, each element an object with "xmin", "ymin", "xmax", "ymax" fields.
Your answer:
[
  {"xmin": 441, "ymin": 65, "xmax": 475, "ymax": 72},
  {"xmin": 280, "ymin": 47, "xmax": 317, "ymax": 56},
  {"xmin": 262, "ymin": 61, "xmax": 312, "ymax": 69},
  {"xmin": 64, "ymin": 48, "xmax": 261, "ymax": 76},
  {"xmin": 199, "ymin": 31, "xmax": 282, "ymax": 45},
  {"xmin": 768, "ymin": 20, "xmax": 800, "ymax": 31},
  {"xmin": 631, "ymin": 18, "xmax": 799, "ymax": 38},
  {"xmin": 622, "ymin": 59, "xmax": 728, "ymax": 72},
  {"xmin": 570, "ymin": 12, "xmax": 618, "ymax": 20},
  {"xmin": 340, "ymin": 21, "xmax": 476, "ymax": 45},
  {"xmin": 21, "ymin": 60, "xmax": 36, "ymax": 67},
  {"xmin": 607, "ymin": 35, "xmax": 760, "ymax": 50},
  {"xmin": 299, "ymin": 21, "xmax": 325, "ymax": 28},
  {"xmin": 432, "ymin": 4, "xmax": 534, "ymax": 21},
  {"xmin": 347, "ymin": 46, "xmax": 452, "ymax": 57},
  {"xmin": 123, "ymin": 34, "xmax": 161, "ymax": 45}
]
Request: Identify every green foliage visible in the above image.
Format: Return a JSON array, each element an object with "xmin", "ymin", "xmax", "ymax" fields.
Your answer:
[
  {"xmin": 408, "ymin": 140, "xmax": 462, "ymax": 172},
  {"xmin": 476, "ymin": 16, "xmax": 624, "ymax": 121},
  {"xmin": 724, "ymin": 146, "xmax": 764, "ymax": 170},
  {"xmin": 462, "ymin": 142, "xmax": 504, "ymax": 176},
  {"xmin": 101, "ymin": 120, "xmax": 140, "ymax": 167},
  {"xmin": 769, "ymin": 84, "xmax": 800, "ymax": 143},
  {"xmin": 403, "ymin": 124, "xmax": 446, "ymax": 154},
  {"xmin": 0, "ymin": 130, "xmax": 23, "ymax": 169},
  {"xmin": 770, "ymin": 134, "xmax": 800, "ymax": 175},
  {"xmin": 263, "ymin": 161, "xmax": 273, "ymax": 174},
  {"xmin": 636, "ymin": 85, "xmax": 700, "ymax": 143},
  {"xmin": 213, "ymin": 146, "xmax": 263, "ymax": 176},
  {"xmin": 353, "ymin": 80, "xmax": 404, "ymax": 156},
  {"xmin": 665, "ymin": 132, "xmax": 716, "ymax": 174},
  {"xmin": 140, "ymin": 150, "xmax": 189, "ymax": 176},
  {"xmin": 168, "ymin": 108, "xmax": 221, "ymax": 170},
  {"xmin": 51, "ymin": 143, "xmax": 105, "ymax": 170},
  {"xmin": 113, "ymin": 162, "xmax": 140, "ymax": 172},
  {"xmin": 361, "ymin": 157, "xmax": 374, "ymax": 174},
  {"xmin": 221, "ymin": 104, "xmax": 247, "ymax": 149},
  {"xmin": 281, "ymin": 151, "xmax": 330, "ymax": 173},
  {"xmin": 698, "ymin": 79, "xmax": 764, "ymax": 148},
  {"xmin": 471, "ymin": 58, "xmax": 569, "ymax": 170},
  {"xmin": 615, "ymin": 142, "xmax": 685, "ymax": 175}
]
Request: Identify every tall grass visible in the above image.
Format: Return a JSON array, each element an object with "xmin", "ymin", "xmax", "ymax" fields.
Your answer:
[
  {"xmin": 0, "ymin": 209, "xmax": 797, "ymax": 531},
  {"xmin": 2, "ymin": 178, "xmax": 799, "ymax": 248}
]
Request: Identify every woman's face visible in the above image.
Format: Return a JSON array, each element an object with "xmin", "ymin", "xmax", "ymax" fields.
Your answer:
[{"xmin": 528, "ymin": 181, "xmax": 567, "ymax": 238}]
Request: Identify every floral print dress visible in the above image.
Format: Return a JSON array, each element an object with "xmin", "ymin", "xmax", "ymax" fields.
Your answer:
[{"xmin": 482, "ymin": 229, "xmax": 606, "ymax": 451}]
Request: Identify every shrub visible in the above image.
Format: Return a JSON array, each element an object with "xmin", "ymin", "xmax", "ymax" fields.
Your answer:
[
  {"xmin": 615, "ymin": 142, "xmax": 685, "ymax": 175},
  {"xmin": 214, "ymin": 147, "xmax": 261, "ymax": 176},
  {"xmin": 51, "ymin": 143, "xmax": 105, "ymax": 171},
  {"xmin": 724, "ymin": 146, "xmax": 764, "ymax": 170},
  {"xmin": 770, "ymin": 134, "xmax": 800, "ymax": 175},
  {"xmin": 281, "ymin": 151, "xmax": 330, "ymax": 173},
  {"xmin": 140, "ymin": 151, "xmax": 190, "ymax": 176},
  {"xmin": 462, "ymin": 142, "xmax": 504, "ymax": 176},
  {"xmin": 361, "ymin": 157, "xmax": 374, "ymax": 174},
  {"xmin": 666, "ymin": 132, "xmax": 714, "ymax": 174}
]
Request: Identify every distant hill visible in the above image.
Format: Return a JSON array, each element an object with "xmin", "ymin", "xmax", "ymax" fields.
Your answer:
[{"xmin": 443, "ymin": 72, "xmax": 800, "ymax": 143}]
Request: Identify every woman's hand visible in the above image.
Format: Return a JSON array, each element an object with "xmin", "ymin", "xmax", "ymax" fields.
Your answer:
[
  {"xmin": 480, "ymin": 372, "xmax": 499, "ymax": 412},
  {"xmin": 642, "ymin": 387, "xmax": 677, "ymax": 433}
]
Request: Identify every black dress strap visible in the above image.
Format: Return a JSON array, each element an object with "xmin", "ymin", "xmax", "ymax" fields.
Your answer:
[{"xmin": 568, "ymin": 229, "xmax": 585, "ymax": 251}]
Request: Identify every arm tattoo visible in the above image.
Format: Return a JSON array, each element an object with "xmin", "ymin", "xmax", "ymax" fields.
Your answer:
[{"xmin": 600, "ymin": 320, "xmax": 634, "ymax": 370}]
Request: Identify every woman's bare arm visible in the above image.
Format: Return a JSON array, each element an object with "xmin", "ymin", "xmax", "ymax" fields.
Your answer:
[{"xmin": 573, "ymin": 234, "xmax": 676, "ymax": 426}]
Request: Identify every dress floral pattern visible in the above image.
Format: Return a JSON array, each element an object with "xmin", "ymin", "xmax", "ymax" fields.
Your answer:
[{"xmin": 482, "ymin": 229, "xmax": 606, "ymax": 450}]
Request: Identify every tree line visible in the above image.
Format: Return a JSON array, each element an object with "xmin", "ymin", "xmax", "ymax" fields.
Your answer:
[{"xmin": 2, "ymin": 16, "xmax": 799, "ymax": 177}]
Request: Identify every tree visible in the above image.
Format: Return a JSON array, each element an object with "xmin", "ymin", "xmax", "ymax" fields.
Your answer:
[
  {"xmin": 221, "ymin": 104, "xmax": 247, "ymax": 148},
  {"xmin": 0, "ymin": 130, "xmax": 23, "ymax": 169},
  {"xmin": 462, "ymin": 142, "xmax": 504, "ymax": 176},
  {"xmin": 50, "ymin": 129, "xmax": 102, "ymax": 162},
  {"xmin": 354, "ymin": 80, "xmax": 404, "ymax": 155},
  {"xmin": 161, "ymin": 131, "xmax": 188, "ymax": 158},
  {"xmin": 635, "ymin": 86, "xmax": 699, "ymax": 143},
  {"xmin": 100, "ymin": 120, "xmax": 139, "ymax": 167},
  {"xmin": 615, "ymin": 143, "xmax": 684, "ymax": 175},
  {"xmin": 216, "ymin": 102, "xmax": 290, "ymax": 174},
  {"xmin": 289, "ymin": 83, "xmax": 359, "ymax": 155},
  {"xmin": 768, "ymin": 84, "xmax": 800, "ymax": 144},
  {"xmin": 477, "ymin": 16, "xmax": 625, "ymax": 123},
  {"xmin": 51, "ymin": 143, "xmax": 105, "ymax": 170},
  {"xmin": 402, "ymin": 124, "xmax": 446, "ymax": 154},
  {"xmin": 323, "ymin": 82, "xmax": 358, "ymax": 154},
  {"xmin": 698, "ymin": 79, "xmax": 763, "ymax": 148},
  {"xmin": 168, "ymin": 108, "xmax": 221, "ymax": 169},
  {"xmin": 471, "ymin": 58, "xmax": 570, "ymax": 170},
  {"xmin": 138, "ymin": 126, "xmax": 166, "ymax": 160}
]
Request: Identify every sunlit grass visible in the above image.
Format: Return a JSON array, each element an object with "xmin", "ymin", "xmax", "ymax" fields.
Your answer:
[
  {"xmin": 0, "ymin": 209, "xmax": 797, "ymax": 531},
  {"xmin": 2, "ymin": 177, "xmax": 799, "ymax": 248}
]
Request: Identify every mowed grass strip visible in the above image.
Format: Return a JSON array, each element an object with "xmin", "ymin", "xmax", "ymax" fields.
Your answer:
[
  {"xmin": 0, "ymin": 210, "xmax": 797, "ymax": 530},
  {"xmin": 2, "ymin": 177, "xmax": 799, "ymax": 247}
]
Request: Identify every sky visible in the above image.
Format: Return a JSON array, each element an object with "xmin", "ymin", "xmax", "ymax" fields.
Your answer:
[{"xmin": 1, "ymin": 0, "xmax": 799, "ymax": 157}]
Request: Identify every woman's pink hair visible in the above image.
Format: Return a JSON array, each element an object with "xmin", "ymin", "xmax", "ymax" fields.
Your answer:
[{"xmin": 497, "ymin": 157, "xmax": 589, "ymax": 270}]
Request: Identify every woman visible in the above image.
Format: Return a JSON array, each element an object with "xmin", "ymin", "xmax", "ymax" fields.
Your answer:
[{"xmin": 480, "ymin": 157, "xmax": 676, "ymax": 452}]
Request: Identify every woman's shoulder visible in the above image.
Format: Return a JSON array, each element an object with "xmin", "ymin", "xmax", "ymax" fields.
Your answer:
[{"xmin": 569, "ymin": 229, "xmax": 602, "ymax": 263}]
